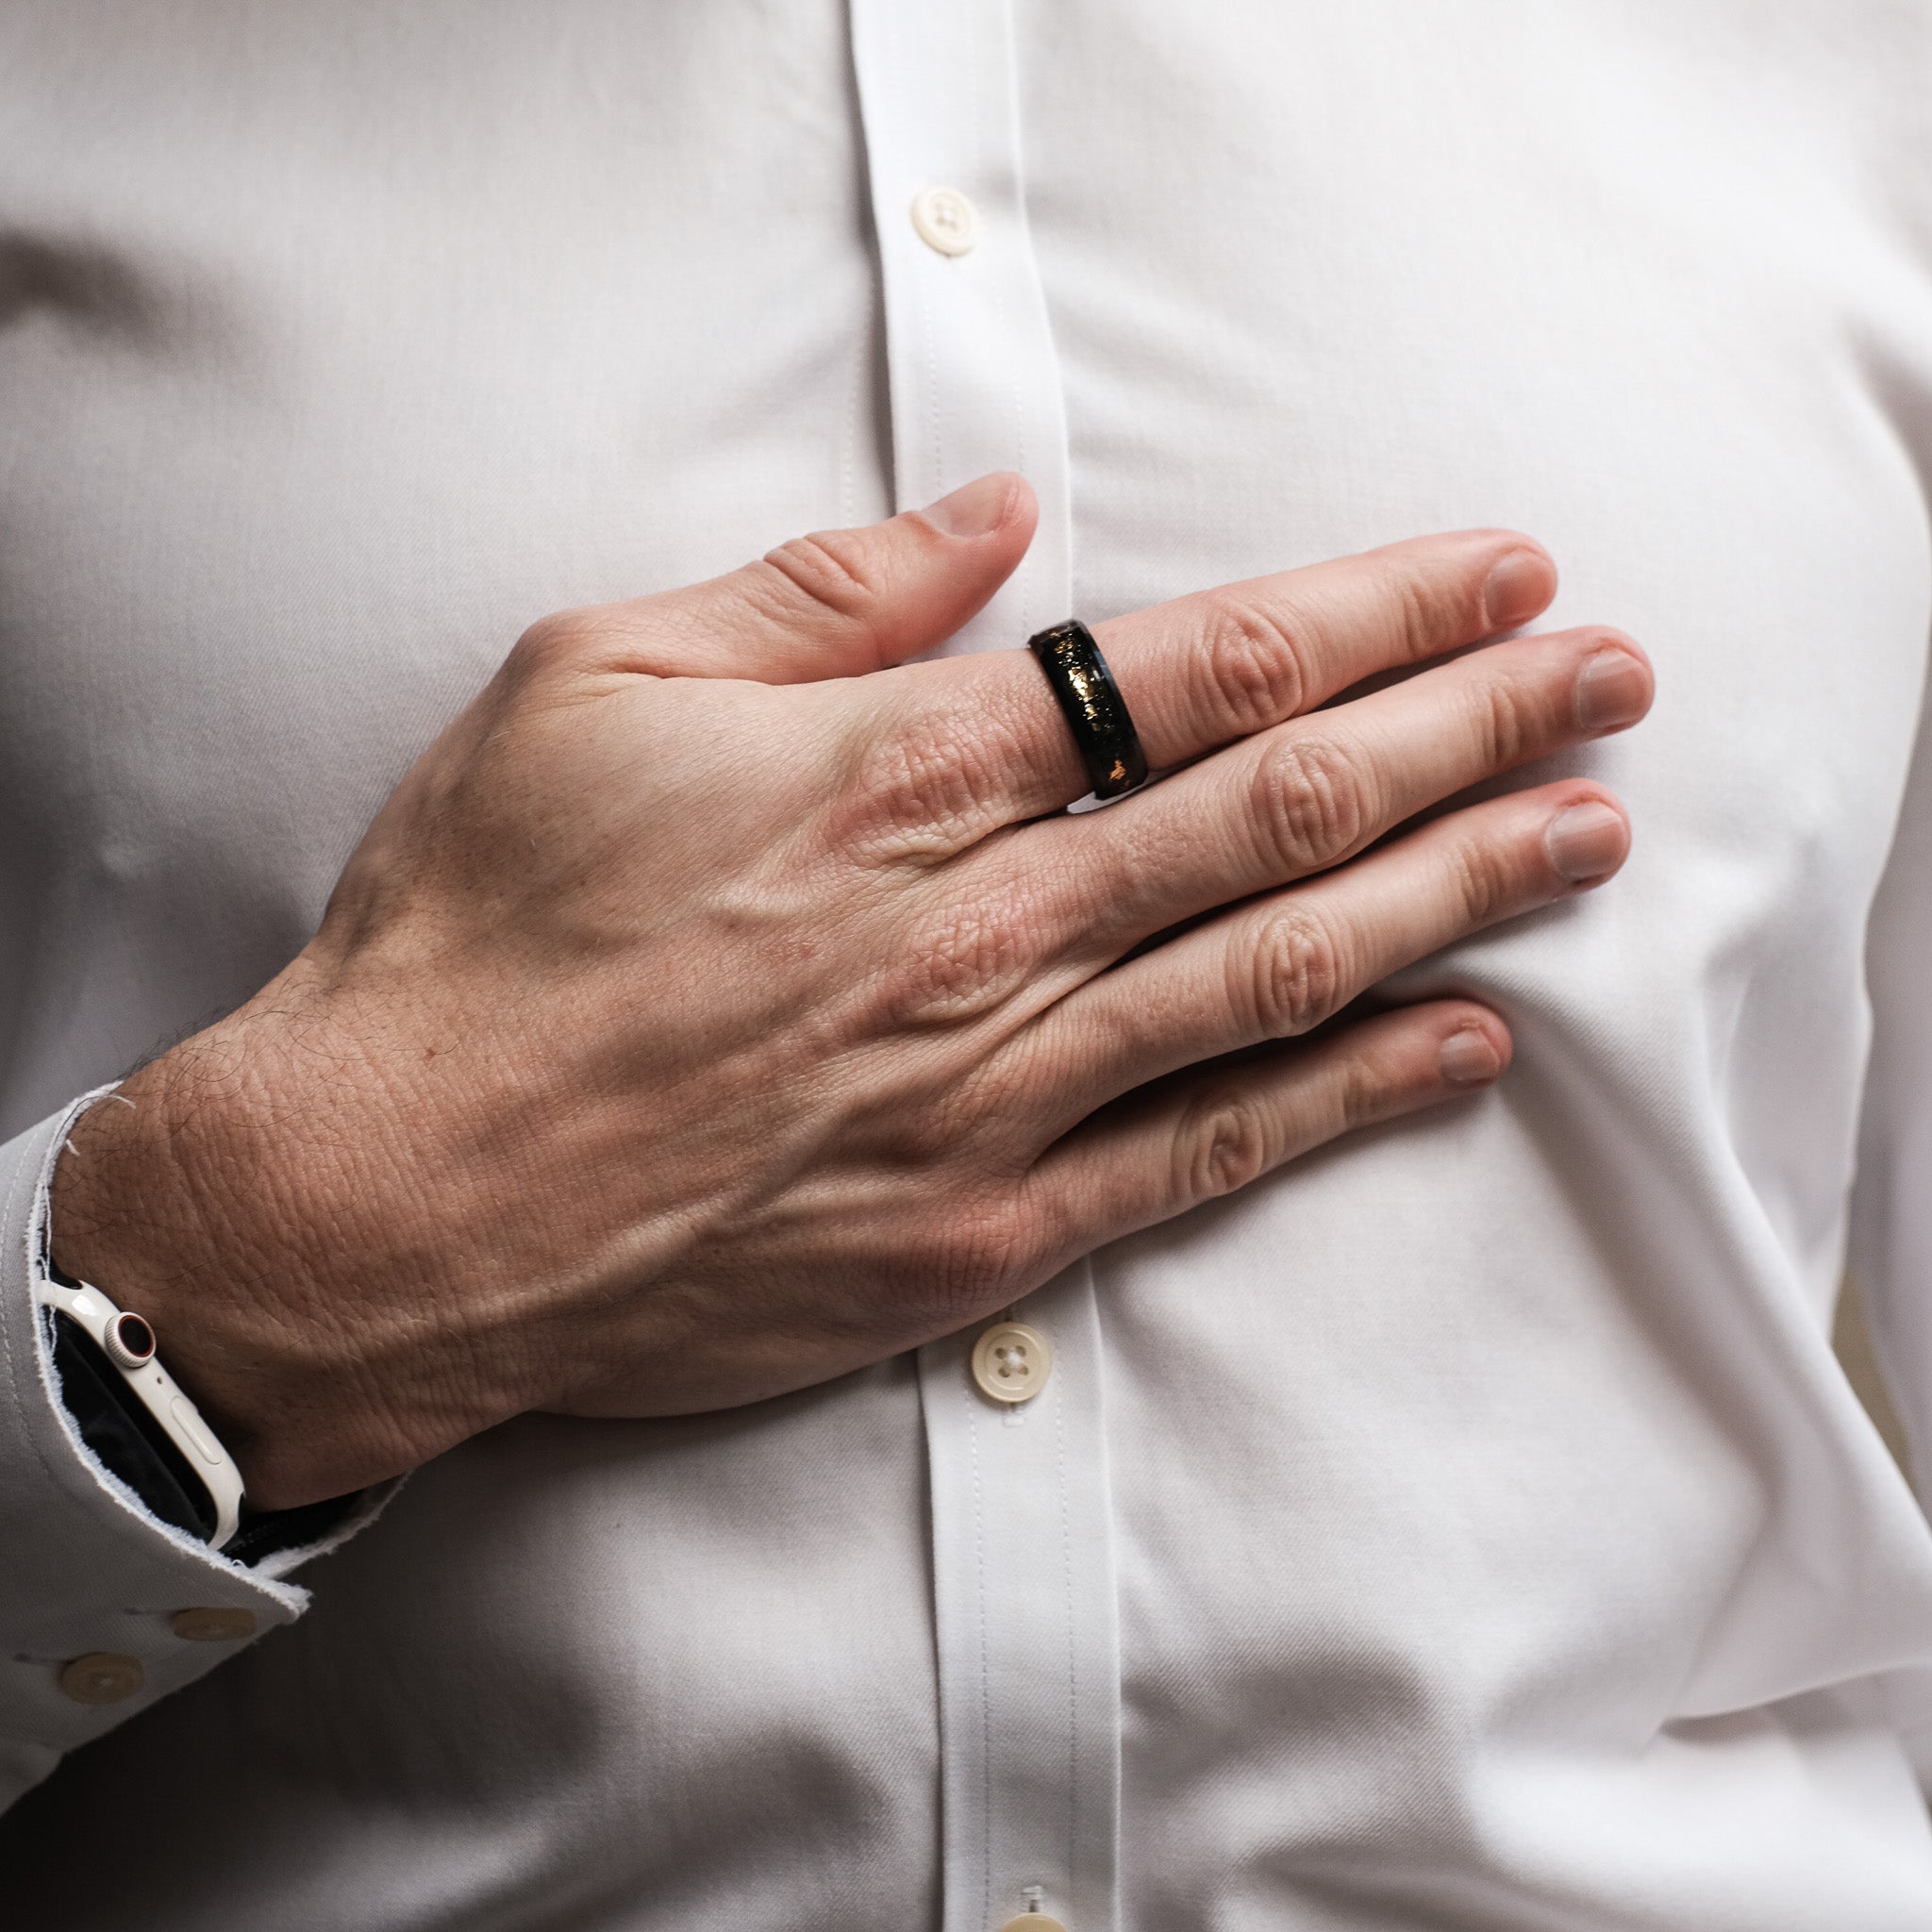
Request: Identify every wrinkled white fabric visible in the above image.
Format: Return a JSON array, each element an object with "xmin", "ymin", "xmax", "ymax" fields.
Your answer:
[{"xmin": 5, "ymin": 2, "xmax": 1932, "ymax": 1926}]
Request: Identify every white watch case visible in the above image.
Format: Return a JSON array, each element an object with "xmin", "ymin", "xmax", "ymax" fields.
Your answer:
[{"xmin": 34, "ymin": 1274, "xmax": 244, "ymax": 1547}]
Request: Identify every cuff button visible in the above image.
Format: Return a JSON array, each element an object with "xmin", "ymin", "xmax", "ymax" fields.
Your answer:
[
  {"xmin": 171, "ymin": 1607, "xmax": 258, "ymax": 1642},
  {"xmin": 59, "ymin": 1653, "xmax": 144, "ymax": 1704}
]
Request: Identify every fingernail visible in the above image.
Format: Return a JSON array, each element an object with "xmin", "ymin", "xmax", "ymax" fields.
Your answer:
[
  {"xmin": 1483, "ymin": 549, "xmax": 1554, "ymax": 630},
  {"xmin": 1545, "ymin": 800, "xmax": 1629, "ymax": 883},
  {"xmin": 920, "ymin": 473, "xmax": 1013, "ymax": 538},
  {"xmin": 1574, "ymin": 647, "xmax": 1650, "ymax": 733},
  {"xmin": 1440, "ymin": 1025, "xmax": 1502, "ymax": 1087}
]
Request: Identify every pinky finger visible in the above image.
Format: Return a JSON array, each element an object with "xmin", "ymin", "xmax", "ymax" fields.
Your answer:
[{"xmin": 1027, "ymin": 1000, "xmax": 1510, "ymax": 1256}]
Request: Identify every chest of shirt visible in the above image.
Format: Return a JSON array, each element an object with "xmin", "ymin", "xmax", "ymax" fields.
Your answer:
[
  {"xmin": 8, "ymin": 8, "xmax": 1932, "ymax": 1928},
  {"xmin": 2, "ymin": 7, "xmax": 1926, "ymax": 1044}
]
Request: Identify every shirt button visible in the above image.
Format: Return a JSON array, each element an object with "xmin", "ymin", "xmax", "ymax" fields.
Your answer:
[
  {"xmin": 911, "ymin": 184, "xmax": 981, "ymax": 257},
  {"xmin": 58, "ymin": 1653, "xmax": 144, "ymax": 1705},
  {"xmin": 972, "ymin": 1321, "xmax": 1053, "ymax": 1404},
  {"xmin": 171, "ymin": 1607, "xmax": 258, "ymax": 1641}
]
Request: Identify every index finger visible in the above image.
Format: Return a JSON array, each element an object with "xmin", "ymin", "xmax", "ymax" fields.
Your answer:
[{"xmin": 1098, "ymin": 528, "xmax": 1556, "ymax": 763}]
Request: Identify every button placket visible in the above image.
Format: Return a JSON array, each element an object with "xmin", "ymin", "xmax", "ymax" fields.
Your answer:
[
  {"xmin": 850, "ymin": 0, "xmax": 1069, "ymax": 658},
  {"xmin": 851, "ymin": 4, "xmax": 1121, "ymax": 1927}
]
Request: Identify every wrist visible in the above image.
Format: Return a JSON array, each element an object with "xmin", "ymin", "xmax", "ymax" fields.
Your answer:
[{"xmin": 46, "ymin": 985, "xmax": 457, "ymax": 1506}]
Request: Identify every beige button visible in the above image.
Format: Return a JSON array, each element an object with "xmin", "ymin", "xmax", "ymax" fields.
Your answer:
[
  {"xmin": 911, "ymin": 184, "xmax": 981, "ymax": 257},
  {"xmin": 996, "ymin": 1920, "xmax": 1067, "ymax": 1932},
  {"xmin": 171, "ymin": 1607, "xmax": 258, "ymax": 1642},
  {"xmin": 971, "ymin": 1321, "xmax": 1053, "ymax": 1404},
  {"xmin": 58, "ymin": 1653, "xmax": 144, "ymax": 1705}
]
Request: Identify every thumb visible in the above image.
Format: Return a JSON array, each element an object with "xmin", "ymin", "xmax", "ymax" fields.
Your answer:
[{"xmin": 605, "ymin": 472, "xmax": 1038, "ymax": 681}]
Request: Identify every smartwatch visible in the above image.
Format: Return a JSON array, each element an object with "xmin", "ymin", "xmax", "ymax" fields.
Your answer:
[{"xmin": 34, "ymin": 1273, "xmax": 244, "ymax": 1547}]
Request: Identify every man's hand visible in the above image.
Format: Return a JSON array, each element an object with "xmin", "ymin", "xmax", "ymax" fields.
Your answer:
[{"xmin": 50, "ymin": 473, "xmax": 1651, "ymax": 1507}]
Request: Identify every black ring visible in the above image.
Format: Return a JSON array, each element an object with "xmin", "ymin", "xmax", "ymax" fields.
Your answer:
[{"xmin": 1027, "ymin": 620, "xmax": 1149, "ymax": 801}]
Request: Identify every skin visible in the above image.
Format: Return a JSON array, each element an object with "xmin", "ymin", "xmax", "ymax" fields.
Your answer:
[{"xmin": 49, "ymin": 473, "xmax": 1653, "ymax": 1510}]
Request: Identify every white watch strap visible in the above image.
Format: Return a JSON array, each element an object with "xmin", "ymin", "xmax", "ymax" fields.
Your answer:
[{"xmin": 33, "ymin": 1274, "xmax": 245, "ymax": 1547}]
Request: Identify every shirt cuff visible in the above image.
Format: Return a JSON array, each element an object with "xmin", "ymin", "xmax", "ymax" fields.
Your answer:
[{"xmin": 0, "ymin": 1093, "xmax": 393, "ymax": 1810}]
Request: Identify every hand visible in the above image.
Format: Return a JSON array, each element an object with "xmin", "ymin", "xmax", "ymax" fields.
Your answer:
[{"xmin": 51, "ymin": 474, "xmax": 1651, "ymax": 1507}]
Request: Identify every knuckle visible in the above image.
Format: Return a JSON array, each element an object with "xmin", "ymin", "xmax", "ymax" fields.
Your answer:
[
  {"xmin": 508, "ymin": 603, "xmax": 650, "ymax": 683},
  {"xmin": 1250, "ymin": 735, "xmax": 1367, "ymax": 875},
  {"xmin": 1198, "ymin": 591, "xmax": 1312, "ymax": 737},
  {"xmin": 836, "ymin": 713, "xmax": 1009, "ymax": 858},
  {"xmin": 926, "ymin": 1196, "xmax": 1040, "ymax": 1320},
  {"xmin": 1447, "ymin": 834, "xmax": 1515, "ymax": 927},
  {"xmin": 1175, "ymin": 1091, "xmax": 1273, "ymax": 1202},
  {"xmin": 887, "ymin": 900, "xmax": 1032, "ymax": 1026},
  {"xmin": 1245, "ymin": 905, "xmax": 1347, "ymax": 1037},
  {"xmin": 1375, "ymin": 555, "xmax": 1457, "ymax": 664},
  {"xmin": 1470, "ymin": 673, "xmax": 1541, "ymax": 771},
  {"xmin": 760, "ymin": 528, "xmax": 886, "ymax": 625},
  {"xmin": 508, "ymin": 608, "xmax": 589, "ymax": 677},
  {"xmin": 885, "ymin": 1084, "xmax": 983, "ymax": 1169},
  {"xmin": 1337, "ymin": 1054, "xmax": 1390, "ymax": 1133}
]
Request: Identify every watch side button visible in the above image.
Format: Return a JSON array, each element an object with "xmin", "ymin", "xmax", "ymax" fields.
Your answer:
[{"xmin": 170, "ymin": 1396, "xmax": 225, "ymax": 1465}]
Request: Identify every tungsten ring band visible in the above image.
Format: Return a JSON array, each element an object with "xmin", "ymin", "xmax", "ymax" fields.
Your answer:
[{"xmin": 1027, "ymin": 620, "xmax": 1149, "ymax": 801}]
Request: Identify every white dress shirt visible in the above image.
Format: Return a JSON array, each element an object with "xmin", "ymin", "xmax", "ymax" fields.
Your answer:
[{"xmin": 5, "ymin": 2, "xmax": 1932, "ymax": 1924}]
